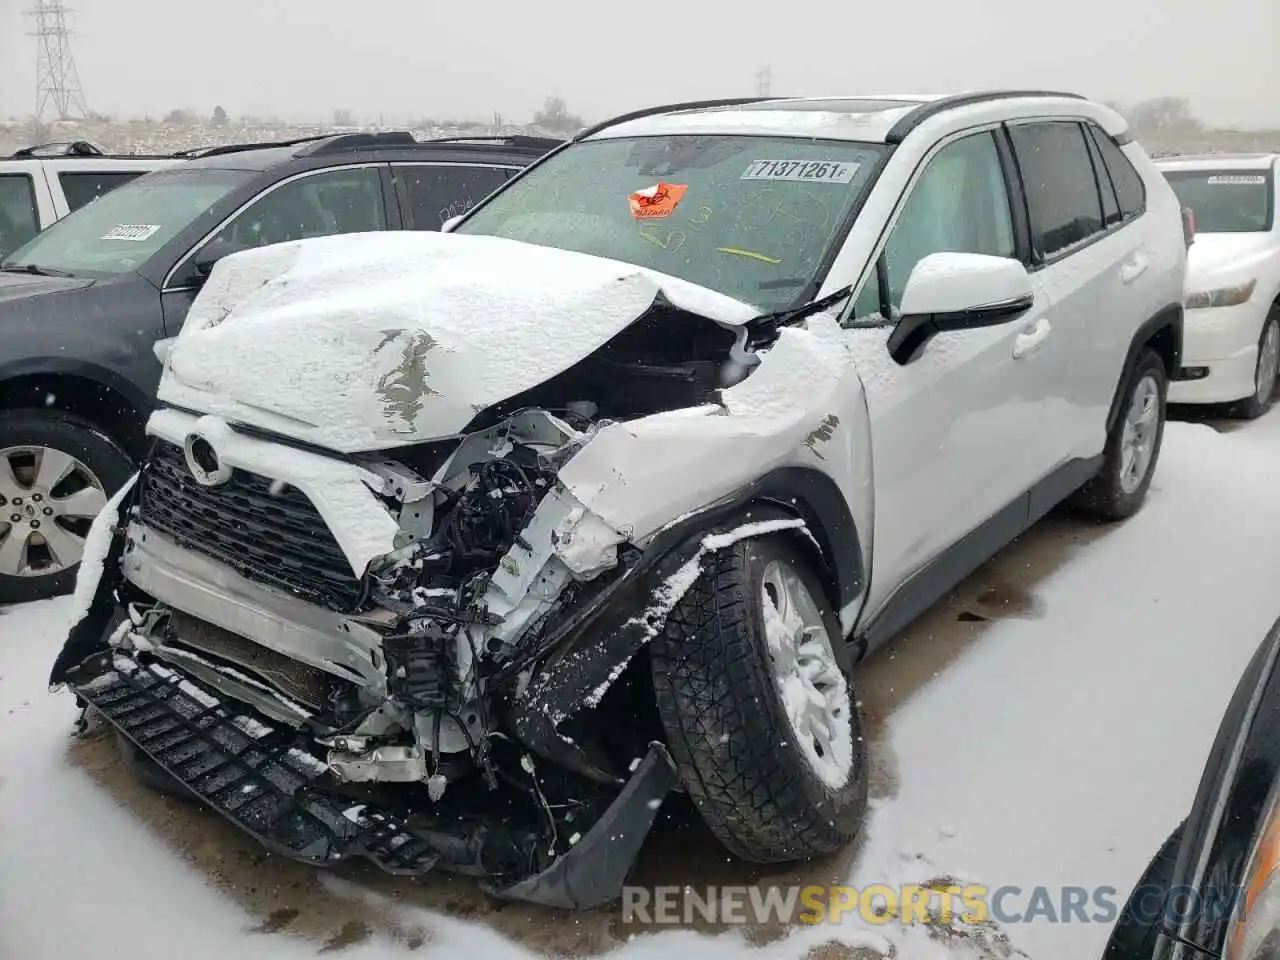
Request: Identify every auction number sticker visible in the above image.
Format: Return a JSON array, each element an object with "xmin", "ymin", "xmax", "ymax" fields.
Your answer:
[
  {"xmin": 1207, "ymin": 175, "xmax": 1266, "ymax": 185},
  {"xmin": 101, "ymin": 223, "xmax": 161, "ymax": 241},
  {"xmin": 741, "ymin": 160, "xmax": 859, "ymax": 183}
]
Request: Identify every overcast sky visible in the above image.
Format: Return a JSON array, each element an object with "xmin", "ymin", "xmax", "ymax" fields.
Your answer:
[{"xmin": 0, "ymin": 0, "xmax": 1275, "ymax": 127}]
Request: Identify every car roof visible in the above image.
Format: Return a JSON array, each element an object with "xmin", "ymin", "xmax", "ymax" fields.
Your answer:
[
  {"xmin": 583, "ymin": 91, "xmax": 1103, "ymax": 144},
  {"xmin": 179, "ymin": 131, "xmax": 562, "ymax": 172},
  {"xmin": 1155, "ymin": 153, "xmax": 1279, "ymax": 172}
]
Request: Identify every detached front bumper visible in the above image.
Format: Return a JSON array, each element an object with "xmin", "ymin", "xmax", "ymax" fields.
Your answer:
[
  {"xmin": 62, "ymin": 647, "xmax": 677, "ymax": 909},
  {"xmin": 1169, "ymin": 302, "xmax": 1268, "ymax": 405}
]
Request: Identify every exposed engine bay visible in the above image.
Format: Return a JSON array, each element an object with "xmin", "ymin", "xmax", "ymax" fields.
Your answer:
[{"xmin": 48, "ymin": 278, "xmax": 860, "ymax": 907}]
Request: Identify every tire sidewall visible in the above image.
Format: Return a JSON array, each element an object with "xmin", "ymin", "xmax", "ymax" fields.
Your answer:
[
  {"xmin": 741, "ymin": 535, "xmax": 868, "ymax": 832},
  {"xmin": 1102, "ymin": 350, "xmax": 1168, "ymax": 515},
  {"xmin": 1240, "ymin": 313, "xmax": 1280, "ymax": 418},
  {"xmin": 0, "ymin": 411, "xmax": 134, "ymax": 604}
]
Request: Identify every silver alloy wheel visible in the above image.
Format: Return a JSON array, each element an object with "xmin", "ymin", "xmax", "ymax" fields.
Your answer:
[
  {"xmin": 1119, "ymin": 374, "xmax": 1161, "ymax": 496},
  {"xmin": 1256, "ymin": 319, "xmax": 1280, "ymax": 406},
  {"xmin": 760, "ymin": 558, "xmax": 853, "ymax": 788},
  {"xmin": 0, "ymin": 445, "xmax": 107, "ymax": 578}
]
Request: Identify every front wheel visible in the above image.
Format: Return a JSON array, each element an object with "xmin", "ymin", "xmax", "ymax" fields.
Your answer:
[
  {"xmin": 1071, "ymin": 348, "xmax": 1168, "ymax": 522},
  {"xmin": 650, "ymin": 532, "xmax": 867, "ymax": 863},
  {"xmin": 0, "ymin": 411, "xmax": 135, "ymax": 604}
]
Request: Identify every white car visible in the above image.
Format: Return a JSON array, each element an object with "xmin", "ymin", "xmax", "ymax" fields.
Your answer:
[
  {"xmin": 52, "ymin": 91, "xmax": 1187, "ymax": 908},
  {"xmin": 0, "ymin": 140, "xmax": 179, "ymax": 260},
  {"xmin": 1158, "ymin": 153, "xmax": 1280, "ymax": 417}
]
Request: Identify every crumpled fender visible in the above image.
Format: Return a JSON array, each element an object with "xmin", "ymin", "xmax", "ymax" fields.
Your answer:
[{"xmin": 510, "ymin": 500, "xmax": 808, "ymax": 783}]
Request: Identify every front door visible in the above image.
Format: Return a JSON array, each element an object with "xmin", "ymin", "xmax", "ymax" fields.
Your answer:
[
  {"xmin": 161, "ymin": 164, "xmax": 392, "ymax": 337},
  {"xmin": 842, "ymin": 128, "xmax": 1059, "ymax": 623}
]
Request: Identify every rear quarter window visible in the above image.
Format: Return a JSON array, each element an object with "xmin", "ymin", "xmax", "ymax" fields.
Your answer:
[
  {"xmin": 0, "ymin": 174, "xmax": 40, "ymax": 260},
  {"xmin": 1088, "ymin": 127, "xmax": 1146, "ymax": 221}
]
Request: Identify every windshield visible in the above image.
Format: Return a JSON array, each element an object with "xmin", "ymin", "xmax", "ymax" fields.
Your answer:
[
  {"xmin": 455, "ymin": 135, "xmax": 885, "ymax": 311},
  {"xmin": 2, "ymin": 167, "xmax": 253, "ymax": 276},
  {"xmin": 1164, "ymin": 169, "xmax": 1275, "ymax": 234}
]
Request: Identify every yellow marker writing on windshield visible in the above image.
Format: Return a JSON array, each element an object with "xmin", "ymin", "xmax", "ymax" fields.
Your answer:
[{"xmin": 716, "ymin": 247, "xmax": 782, "ymax": 264}]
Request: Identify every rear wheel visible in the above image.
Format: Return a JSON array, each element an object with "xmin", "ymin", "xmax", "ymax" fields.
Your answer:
[
  {"xmin": 1231, "ymin": 311, "xmax": 1280, "ymax": 420},
  {"xmin": 0, "ymin": 411, "xmax": 133, "ymax": 604},
  {"xmin": 1072, "ymin": 348, "xmax": 1167, "ymax": 522},
  {"xmin": 650, "ymin": 533, "xmax": 867, "ymax": 862}
]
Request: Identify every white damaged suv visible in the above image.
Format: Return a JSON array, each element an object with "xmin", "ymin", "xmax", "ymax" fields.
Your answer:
[{"xmin": 51, "ymin": 92, "xmax": 1187, "ymax": 908}]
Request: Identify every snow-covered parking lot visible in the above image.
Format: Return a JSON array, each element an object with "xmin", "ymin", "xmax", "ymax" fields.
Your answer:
[{"xmin": 4, "ymin": 409, "xmax": 1280, "ymax": 960}]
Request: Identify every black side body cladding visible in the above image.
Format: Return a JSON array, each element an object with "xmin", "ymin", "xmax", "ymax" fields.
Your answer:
[
  {"xmin": 884, "ymin": 90, "xmax": 1089, "ymax": 144},
  {"xmin": 1107, "ymin": 305, "xmax": 1184, "ymax": 433},
  {"xmin": 510, "ymin": 468, "xmax": 864, "ymax": 782}
]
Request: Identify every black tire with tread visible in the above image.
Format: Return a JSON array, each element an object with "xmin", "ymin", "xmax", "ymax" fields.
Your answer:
[
  {"xmin": 1230, "ymin": 310, "xmax": 1280, "ymax": 420},
  {"xmin": 1072, "ymin": 347, "xmax": 1167, "ymax": 523},
  {"xmin": 649, "ymin": 533, "xmax": 867, "ymax": 863},
  {"xmin": 116, "ymin": 732, "xmax": 192, "ymax": 800},
  {"xmin": 1102, "ymin": 820, "xmax": 1185, "ymax": 960},
  {"xmin": 0, "ymin": 409, "xmax": 134, "ymax": 604}
]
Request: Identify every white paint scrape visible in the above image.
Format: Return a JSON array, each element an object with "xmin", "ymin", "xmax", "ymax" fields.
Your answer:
[
  {"xmin": 583, "ymin": 518, "xmax": 808, "ymax": 707},
  {"xmin": 65, "ymin": 473, "xmax": 137, "ymax": 633}
]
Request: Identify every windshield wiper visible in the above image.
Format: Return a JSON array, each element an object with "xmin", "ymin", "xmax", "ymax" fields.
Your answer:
[
  {"xmin": 745, "ymin": 284, "xmax": 853, "ymax": 343},
  {"xmin": 0, "ymin": 263, "xmax": 74, "ymax": 278}
]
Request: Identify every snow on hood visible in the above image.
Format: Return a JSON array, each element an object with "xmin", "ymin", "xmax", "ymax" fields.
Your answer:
[
  {"xmin": 1186, "ymin": 232, "xmax": 1278, "ymax": 288},
  {"xmin": 157, "ymin": 231, "xmax": 757, "ymax": 453}
]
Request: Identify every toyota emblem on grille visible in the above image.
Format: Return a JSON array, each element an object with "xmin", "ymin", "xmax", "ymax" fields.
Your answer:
[{"xmin": 183, "ymin": 432, "xmax": 233, "ymax": 487}]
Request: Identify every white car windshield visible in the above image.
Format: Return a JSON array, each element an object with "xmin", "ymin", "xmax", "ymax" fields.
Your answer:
[
  {"xmin": 456, "ymin": 135, "xmax": 886, "ymax": 312},
  {"xmin": 2, "ymin": 167, "xmax": 253, "ymax": 276},
  {"xmin": 1164, "ymin": 168, "xmax": 1275, "ymax": 234}
]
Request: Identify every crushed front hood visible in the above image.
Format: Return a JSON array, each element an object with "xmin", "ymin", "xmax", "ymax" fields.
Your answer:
[{"xmin": 158, "ymin": 232, "xmax": 756, "ymax": 453}]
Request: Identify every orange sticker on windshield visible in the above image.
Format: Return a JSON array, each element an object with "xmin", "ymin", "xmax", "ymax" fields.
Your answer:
[{"xmin": 628, "ymin": 182, "xmax": 688, "ymax": 220}]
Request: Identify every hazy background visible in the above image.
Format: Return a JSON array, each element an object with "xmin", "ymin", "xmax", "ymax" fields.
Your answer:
[{"xmin": 0, "ymin": 0, "xmax": 1274, "ymax": 127}]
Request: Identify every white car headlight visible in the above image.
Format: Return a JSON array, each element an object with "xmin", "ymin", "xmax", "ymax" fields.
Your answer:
[
  {"xmin": 1186, "ymin": 278, "xmax": 1257, "ymax": 310},
  {"xmin": 1227, "ymin": 786, "xmax": 1280, "ymax": 959}
]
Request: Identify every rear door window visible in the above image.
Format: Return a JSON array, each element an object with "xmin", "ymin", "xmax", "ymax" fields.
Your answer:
[
  {"xmin": 59, "ymin": 171, "xmax": 145, "ymax": 212},
  {"xmin": 392, "ymin": 164, "xmax": 514, "ymax": 230},
  {"xmin": 210, "ymin": 166, "xmax": 388, "ymax": 251},
  {"xmin": 1008, "ymin": 121, "xmax": 1106, "ymax": 259},
  {"xmin": 0, "ymin": 174, "xmax": 40, "ymax": 260}
]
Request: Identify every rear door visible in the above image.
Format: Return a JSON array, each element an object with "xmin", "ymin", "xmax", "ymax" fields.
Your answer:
[
  {"xmin": 390, "ymin": 163, "xmax": 518, "ymax": 230},
  {"xmin": 1005, "ymin": 119, "xmax": 1146, "ymax": 463},
  {"xmin": 0, "ymin": 172, "xmax": 44, "ymax": 260}
]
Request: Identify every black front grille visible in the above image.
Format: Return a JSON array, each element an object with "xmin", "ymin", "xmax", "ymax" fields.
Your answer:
[{"xmin": 138, "ymin": 441, "xmax": 364, "ymax": 611}]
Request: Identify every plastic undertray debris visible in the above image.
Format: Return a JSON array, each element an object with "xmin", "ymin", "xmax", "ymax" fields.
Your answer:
[{"xmin": 69, "ymin": 651, "xmax": 441, "ymax": 875}]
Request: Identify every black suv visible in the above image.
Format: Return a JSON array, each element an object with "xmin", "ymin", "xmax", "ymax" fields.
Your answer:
[{"xmin": 0, "ymin": 131, "xmax": 559, "ymax": 603}]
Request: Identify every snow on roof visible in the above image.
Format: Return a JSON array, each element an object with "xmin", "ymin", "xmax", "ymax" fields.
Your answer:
[{"xmin": 592, "ymin": 98, "xmax": 926, "ymax": 143}]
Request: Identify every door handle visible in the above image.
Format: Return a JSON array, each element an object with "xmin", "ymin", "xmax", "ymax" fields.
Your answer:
[
  {"xmin": 1121, "ymin": 253, "xmax": 1150, "ymax": 284},
  {"xmin": 1012, "ymin": 318, "xmax": 1052, "ymax": 359}
]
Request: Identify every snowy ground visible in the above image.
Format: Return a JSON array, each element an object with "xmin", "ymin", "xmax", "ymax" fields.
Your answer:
[{"xmin": 4, "ymin": 412, "xmax": 1280, "ymax": 960}]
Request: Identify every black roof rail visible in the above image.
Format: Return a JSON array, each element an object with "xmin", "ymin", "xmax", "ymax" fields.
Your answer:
[
  {"xmin": 420, "ymin": 134, "xmax": 564, "ymax": 152},
  {"xmin": 11, "ymin": 139, "xmax": 105, "ymax": 158},
  {"xmin": 171, "ymin": 133, "xmax": 340, "ymax": 159},
  {"xmin": 295, "ymin": 131, "xmax": 419, "ymax": 156},
  {"xmin": 572, "ymin": 97, "xmax": 781, "ymax": 141},
  {"xmin": 884, "ymin": 90, "xmax": 1088, "ymax": 144}
]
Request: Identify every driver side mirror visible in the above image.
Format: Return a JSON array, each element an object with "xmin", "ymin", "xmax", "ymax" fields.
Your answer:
[
  {"xmin": 887, "ymin": 252, "xmax": 1035, "ymax": 365},
  {"xmin": 191, "ymin": 237, "xmax": 244, "ymax": 282}
]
